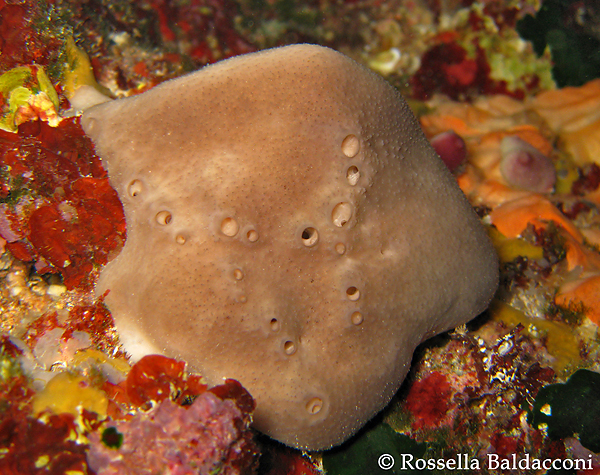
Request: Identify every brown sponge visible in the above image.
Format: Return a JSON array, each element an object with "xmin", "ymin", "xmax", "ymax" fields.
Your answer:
[{"xmin": 81, "ymin": 44, "xmax": 498, "ymax": 450}]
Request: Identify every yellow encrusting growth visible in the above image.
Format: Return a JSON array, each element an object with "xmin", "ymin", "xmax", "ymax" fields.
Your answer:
[
  {"xmin": 488, "ymin": 227, "xmax": 544, "ymax": 263},
  {"xmin": 62, "ymin": 37, "xmax": 110, "ymax": 100},
  {"xmin": 70, "ymin": 348, "xmax": 131, "ymax": 374},
  {"xmin": 491, "ymin": 300, "xmax": 581, "ymax": 374},
  {"xmin": 32, "ymin": 372, "xmax": 108, "ymax": 418},
  {"xmin": 553, "ymin": 155, "xmax": 580, "ymax": 195}
]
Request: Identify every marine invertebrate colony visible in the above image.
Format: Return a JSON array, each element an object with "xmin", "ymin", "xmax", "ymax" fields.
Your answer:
[
  {"xmin": 80, "ymin": 44, "xmax": 498, "ymax": 450},
  {"xmin": 499, "ymin": 136, "xmax": 556, "ymax": 193}
]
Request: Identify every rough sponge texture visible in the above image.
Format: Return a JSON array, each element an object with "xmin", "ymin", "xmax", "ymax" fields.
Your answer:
[{"xmin": 81, "ymin": 44, "xmax": 498, "ymax": 450}]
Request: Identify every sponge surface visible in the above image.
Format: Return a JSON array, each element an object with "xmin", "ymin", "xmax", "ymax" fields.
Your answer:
[{"xmin": 81, "ymin": 44, "xmax": 498, "ymax": 450}]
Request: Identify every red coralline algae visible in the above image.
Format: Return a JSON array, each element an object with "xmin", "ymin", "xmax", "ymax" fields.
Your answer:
[
  {"xmin": 0, "ymin": 348, "xmax": 258, "ymax": 475},
  {"xmin": 259, "ymin": 446, "xmax": 321, "ymax": 475},
  {"xmin": 22, "ymin": 312, "xmax": 62, "ymax": 349},
  {"xmin": 105, "ymin": 355, "xmax": 256, "ymax": 425},
  {"xmin": 0, "ymin": 118, "xmax": 126, "ymax": 290},
  {"xmin": 27, "ymin": 177, "xmax": 125, "ymax": 289},
  {"xmin": 0, "ymin": 1, "xmax": 62, "ymax": 73},
  {"xmin": 63, "ymin": 300, "xmax": 122, "ymax": 355},
  {"xmin": 490, "ymin": 433, "xmax": 520, "ymax": 458},
  {"xmin": 404, "ymin": 371, "xmax": 453, "ymax": 430},
  {"xmin": 4, "ymin": 241, "xmax": 34, "ymax": 262},
  {"xmin": 22, "ymin": 299, "xmax": 120, "ymax": 361},
  {"xmin": 0, "ymin": 337, "xmax": 92, "ymax": 475},
  {"xmin": 573, "ymin": 163, "xmax": 600, "ymax": 195},
  {"xmin": 0, "ymin": 412, "xmax": 92, "ymax": 475},
  {"xmin": 58, "ymin": 0, "xmax": 256, "ymax": 86},
  {"xmin": 460, "ymin": 325, "xmax": 556, "ymax": 407},
  {"xmin": 411, "ymin": 40, "xmax": 520, "ymax": 101},
  {"xmin": 144, "ymin": 0, "xmax": 256, "ymax": 63},
  {"xmin": 0, "ymin": 335, "xmax": 23, "ymax": 359},
  {"xmin": 124, "ymin": 354, "xmax": 207, "ymax": 409},
  {"xmin": 10, "ymin": 119, "xmax": 106, "ymax": 194}
]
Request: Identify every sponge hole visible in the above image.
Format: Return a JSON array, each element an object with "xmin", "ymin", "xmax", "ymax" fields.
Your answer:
[
  {"xmin": 301, "ymin": 227, "xmax": 319, "ymax": 247},
  {"xmin": 346, "ymin": 166, "xmax": 360, "ymax": 186},
  {"xmin": 156, "ymin": 211, "xmax": 172, "ymax": 225},
  {"xmin": 246, "ymin": 229, "xmax": 259, "ymax": 242},
  {"xmin": 270, "ymin": 318, "xmax": 280, "ymax": 331},
  {"xmin": 220, "ymin": 217, "xmax": 239, "ymax": 237},
  {"xmin": 351, "ymin": 311, "xmax": 364, "ymax": 325},
  {"xmin": 346, "ymin": 286, "xmax": 360, "ymax": 301},
  {"xmin": 233, "ymin": 269, "xmax": 244, "ymax": 280},
  {"xmin": 332, "ymin": 202, "xmax": 353, "ymax": 227},
  {"xmin": 341, "ymin": 134, "xmax": 360, "ymax": 158},
  {"xmin": 306, "ymin": 397, "xmax": 323, "ymax": 415},
  {"xmin": 283, "ymin": 340, "xmax": 296, "ymax": 355},
  {"xmin": 127, "ymin": 180, "xmax": 143, "ymax": 197}
]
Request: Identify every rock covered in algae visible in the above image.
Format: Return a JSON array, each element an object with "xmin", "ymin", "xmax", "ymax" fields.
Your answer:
[{"xmin": 80, "ymin": 44, "xmax": 498, "ymax": 450}]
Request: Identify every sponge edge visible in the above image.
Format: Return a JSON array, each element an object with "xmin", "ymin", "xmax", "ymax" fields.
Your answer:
[{"xmin": 82, "ymin": 44, "xmax": 498, "ymax": 450}]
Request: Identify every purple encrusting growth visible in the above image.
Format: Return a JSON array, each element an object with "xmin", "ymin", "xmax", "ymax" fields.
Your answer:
[
  {"xmin": 500, "ymin": 136, "xmax": 556, "ymax": 193},
  {"xmin": 430, "ymin": 130, "xmax": 467, "ymax": 173},
  {"xmin": 87, "ymin": 392, "xmax": 253, "ymax": 475}
]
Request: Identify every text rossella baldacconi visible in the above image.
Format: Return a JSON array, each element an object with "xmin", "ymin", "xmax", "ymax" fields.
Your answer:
[{"xmin": 397, "ymin": 453, "xmax": 595, "ymax": 471}]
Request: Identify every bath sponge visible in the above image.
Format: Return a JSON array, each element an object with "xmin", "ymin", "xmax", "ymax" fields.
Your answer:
[{"xmin": 81, "ymin": 44, "xmax": 498, "ymax": 450}]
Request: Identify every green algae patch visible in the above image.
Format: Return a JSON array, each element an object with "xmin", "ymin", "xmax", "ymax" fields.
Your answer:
[
  {"xmin": 529, "ymin": 369, "xmax": 600, "ymax": 453},
  {"xmin": 517, "ymin": 0, "xmax": 600, "ymax": 87},
  {"xmin": 101, "ymin": 427, "xmax": 124, "ymax": 450},
  {"xmin": 323, "ymin": 422, "xmax": 426, "ymax": 475}
]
